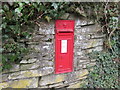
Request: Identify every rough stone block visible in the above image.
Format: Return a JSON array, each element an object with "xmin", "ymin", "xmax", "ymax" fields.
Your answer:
[
  {"xmin": 84, "ymin": 39, "xmax": 103, "ymax": 49},
  {"xmin": 39, "ymin": 85, "xmax": 49, "ymax": 88},
  {"xmin": 89, "ymin": 62, "xmax": 96, "ymax": 67},
  {"xmin": 74, "ymin": 38, "xmax": 103, "ymax": 51},
  {"xmin": 2, "ymin": 64, "xmax": 20, "ymax": 74},
  {"xmin": 75, "ymin": 19, "xmax": 90, "ymax": 26},
  {"xmin": 20, "ymin": 58, "xmax": 37, "ymax": 64},
  {"xmin": 39, "ymin": 74, "xmax": 65, "ymax": 86},
  {"xmin": 23, "ymin": 52, "xmax": 38, "ymax": 59},
  {"xmin": 8, "ymin": 67, "xmax": 54, "ymax": 80},
  {"xmin": 76, "ymin": 24, "xmax": 101, "ymax": 34},
  {"xmin": 0, "ymin": 74, "xmax": 9, "ymax": 82},
  {"xmin": 30, "ymin": 45, "xmax": 42, "ymax": 52},
  {"xmin": 0, "ymin": 78, "xmax": 38, "ymax": 89},
  {"xmin": 60, "ymin": 13, "xmax": 70, "ymax": 19},
  {"xmin": 67, "ymin": 81, "xmax": 85, "ymax": 88},
  {"xmin": 83, "ymin": 46, "xmax": 103, "ymax": 54},
  {"xmin": 75, "ymin": 69, "xmax": 88, "ymax": 80},
  {"xmin": 75, "ymin": 64, "xmax": 83, "ymax": 71},
  {"xmin": 38, "ymin": 22, "xmax": 54, "ymax": 34},
  {"xmin": 31, "ymin": 35, "xmax": 44, "ymax": 42},
  {"xmin": 90, "ymin": 34, "xmax": 106, "ymax": 39},
  {"xmin": 39, "ymin": 61, "xmax": 53, "ymax": 67},
  {"xmin": 64, "ymin": 69, "xmax": 88, "ymax": 84},
  {"xmin": 77, "ymin": 34, "xmax": 91, "ymax": 40},
  {"xmin": 69, "ymin": 14, "xmax": 94, "ymax": 26},
  {"xmin": 20, "ymin": 63, "xmax": 40, "ymax": 70},
  {"xmin": 49, "ymin": 82, "xmax": 64, "ymax": 88},
  {"xmin": 0, "ymin": 82, "xmax": 8, "ymax": 89}
]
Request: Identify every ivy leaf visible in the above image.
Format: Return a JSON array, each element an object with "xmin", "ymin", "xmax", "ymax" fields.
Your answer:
[
  {"xmin": 0, "ymin": 48, "xmax": 4, "ymax": 53},
  {"xmin": 51, "ymin": 3, "xmax": 58, "ymax": 10},
  {"xmin": 0, "ymin": 9, "xmax": 4, "ymax": 14},
  {"xmin": 45, "ymin": 16, "xmax": 51, "ymax": 22},
  {"xmin": 76, "ymin": 7, "xmax": 86, "ymax": 17},
  {"xmin": 24, "ymin": 0, "xmax": 29, "ymax": 4},
  {"xmin": 9, "ymin": 54, "xmax": 17, "ymax": 62},
  {"xmin": 15, "ymin": 7, "xmax": 23, "ymax": 14},
  {"xmin": 1, "ymin": 23, "xmax": 7, "ymax": 29},
  {"xmin": 33, "ymin": 3, "xmax": 38, "ymax": 8},
  {"xmin": 3, "ymin": 4, "xmax": 9, "ymax": 11}
]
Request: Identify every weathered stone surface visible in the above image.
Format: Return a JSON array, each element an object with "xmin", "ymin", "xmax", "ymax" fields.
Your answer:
[
  {"xmin": 90, "ymin": 59, "xmax": 96, "ymax": 62},
  {"xmin": 60, "ymin": 13, "xmax": 70, "ymax": 19},
  {"xmin": 82, "ymin": 64, "xmax": 87, "ymax": 69},
  {"xmin": 39, "ymin": 85, "xmax": 49, "ymax": 88},
  {"xmin": 39, "ymin": 61, "xmax": 53, "ymax": 67},
  {"xmin": 89, "ymin": 62, "xmax": 96, "ymax": 67},
  {"xmin": 39, "ymin": 74, "xmax": 65, "ymax": 86},
  {"xmin": 38, "ymin": 22, "xmax": 54, "ymax": 34},
  {"xmin": 67, "ymin": 81, "xmax": 85, "ymax": 88},
  {"xmin": 2, "ymin": 64, "xmax": 20, "ymax": 73},
  {"xmin": 9, "ymin": 78, "xmax": 38, "ymax": 88},
  {"xmin": 69, "ymin": 14, "xmax": 94, "ymax": 26},
  {"xmin": 0, "ymin": 74, "xmax": 8, "ymax": 82},
  {"xmin": 26, "ymin": 41, "xmax": 39, "ymax": 45},
  {"xmin": 76, "ymin": 69, "xmax": 88, "ymax": 78},
  {"xmin": 77, "ymin": 60, "xmax": 90, "ymax": 69},
  {"xmin": 22, "ymin": 52, "xmax": 38, "ymax": 59},
  {"xmin": 29, "ymin": 45, "xmax": 41, "ymax": 52},
  {"xmin": 20, "ymin": 58, "xmax": 37, "ymax": 64},
  {"xmin": 8, "ymin": 67, "xmax": 54, "ymax": 80},
  {"xmin": 20, "ymin": 63, "xmax": 40, "ymax": 70},
  {"xmin": 90, "ymin": 34, "xmax": 106, "ymax": 39},
  {"xmin": 83, "ymin": 46, "xmax": 103, "ymax": 53},
  {"xmin": 49, "ymin": 82, "xmax": 64, "ymax": 88},
  {"xmin": 0, "ymin": 82, "xmax": 8, "ymax": 89},
  {"xmin": 64, "ymin": 69, "xmax": 88, "ymax": 84},
  {"xmin": 76, "ymin": 51, "xmax": 84, "ymax": 56},
  {"xmin": 80, "ymin": 39, "xmax": 103, "ymax": 49},
  {"xmin": 78, "ymin": 59, "xmax": 90, "ymax": 64},
  {"xmin": 75, "ymin": 19, "xmax": 92, "ymax": 26},
  {"xmin": 31, "ymin": 35, "xmax": 45, "ymax": 42},
  {"xmin": 0, "ymin": 78, "xmax": 38, "ymax": 89},
  {"xmin": 76, "ymin": 34, "xmax": 91, "ymax": 40},
  {"xmin": 76, "ymin": 24, "xmax": 101, "ymax": 34},
  {"xmin": 75, "ymin": 64, "xmax": 83, "ymax": 70}
]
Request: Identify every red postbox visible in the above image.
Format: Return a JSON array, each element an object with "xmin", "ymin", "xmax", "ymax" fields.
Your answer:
[{"xmin": 55, "ymin": 20, "xmax": 74, "ymax": 74}]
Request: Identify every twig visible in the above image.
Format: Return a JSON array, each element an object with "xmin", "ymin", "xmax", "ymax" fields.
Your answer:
[
  {"xmin": 104, "ymin": 1, "xmax": 110, "ymax": 34},
  {"xmin": 108, "ymin": 28, "xmax": 118, "ymax": 57},
  {"xmin": 35, "ymin": 12, "xmax": 46, "ymax": 21},
  {"xmin": 21, "ymin": 12, "xmax": 47, "ymax": 26},
  {"xmin": 35, "ymin": 21, "xmax": 41, "ymax": 27}
]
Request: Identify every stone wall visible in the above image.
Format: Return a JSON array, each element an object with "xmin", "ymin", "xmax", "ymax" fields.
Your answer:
[{"xmin": 0, "ymin": 14, "xmax": 105, "ymax": 89}]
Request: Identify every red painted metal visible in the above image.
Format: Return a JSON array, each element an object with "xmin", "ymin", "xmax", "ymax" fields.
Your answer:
[{"xmin": 55, "ymin": 20, "xmax": 74, "ymax": 74}]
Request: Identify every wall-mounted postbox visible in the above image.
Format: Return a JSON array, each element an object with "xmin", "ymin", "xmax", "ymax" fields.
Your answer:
[{"xmin": 55, "ymin": 20, "xmax": 75, "ymax": 74}]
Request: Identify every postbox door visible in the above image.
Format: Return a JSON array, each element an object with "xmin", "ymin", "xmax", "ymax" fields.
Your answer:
[{"xmin": 55, "ymin": 33, "xmax": 74, "ymax": 74}]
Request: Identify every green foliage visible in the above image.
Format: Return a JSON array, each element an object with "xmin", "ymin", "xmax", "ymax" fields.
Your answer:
[
  {"xmin": 84, "ymin": 50, "xmax": 119, "ymax": 88},
  {"xmin": 1, "ymin": 4, "xmax": 119, "ymax": 89},
  {"xmin": 1, "ymin": 2, "xmax": 70, "ymax": 71},
  {"xmin": 81, "ymin": 2, "xmax": 119, "ymax": 88},
  {"xmin": 82, "ymin": 28, "xmax": 119, "ymax": 88}
]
